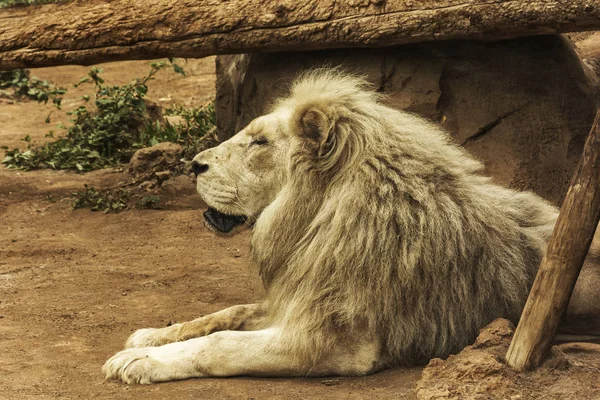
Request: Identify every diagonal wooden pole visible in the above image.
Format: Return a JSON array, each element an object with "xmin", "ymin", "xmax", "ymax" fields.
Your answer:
[{"xmin": 506, "ymin": 108, "xmax": 600, "ymax": 371}]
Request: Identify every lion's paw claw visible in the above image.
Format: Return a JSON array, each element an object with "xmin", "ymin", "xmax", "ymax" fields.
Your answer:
[{"xmin": 102, "ymin": 347, "xmax": 159, "ymax": 384}]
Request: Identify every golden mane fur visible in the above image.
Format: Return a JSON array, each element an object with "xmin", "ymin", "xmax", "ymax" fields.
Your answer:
[{"xmin": 250, "ymin": 69, "xmax": 559, "ymax": 366}]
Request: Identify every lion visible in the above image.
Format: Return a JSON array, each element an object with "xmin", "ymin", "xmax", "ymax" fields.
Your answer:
[{"xmin": 103, "ymin": 69, "xmax": 599, "ymax": 384}]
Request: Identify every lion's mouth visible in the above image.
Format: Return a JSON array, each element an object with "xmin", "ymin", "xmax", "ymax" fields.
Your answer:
[{"xmin": 203, "ymin": 207, "xmax": 248, "ymax": 234}]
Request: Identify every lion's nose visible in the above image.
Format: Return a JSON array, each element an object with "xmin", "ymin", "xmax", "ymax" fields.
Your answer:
[{"xmin": 191, "ymin": 161, "xmax": 209, "ymax": 176}]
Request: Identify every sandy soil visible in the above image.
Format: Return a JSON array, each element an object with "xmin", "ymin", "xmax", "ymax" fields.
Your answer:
[{"xmin": 0, "ymin": 58, "xmax": 421, "ymax": 399}]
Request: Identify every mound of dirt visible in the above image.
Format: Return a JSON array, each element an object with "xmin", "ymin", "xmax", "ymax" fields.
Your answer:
[{"xmin": 416, "ymin": 319, "xmax": 600, "ymax": 400}]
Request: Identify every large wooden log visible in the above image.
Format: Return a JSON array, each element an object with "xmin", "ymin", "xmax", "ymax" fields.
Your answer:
[
  {"xmin": 1, "ymin": 1, "xmax": 600, "ymax": 70},
  {"xmin": 506, "ymin": 108, "xmax": 600, "ymax": 371}
]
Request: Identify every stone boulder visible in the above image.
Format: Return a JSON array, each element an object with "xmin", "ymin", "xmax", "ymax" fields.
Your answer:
[
  {"xmin": 128, "ymin": 142, "xmax": 183, "ymax": 177},
  {"xmin": 215, "ymin": 35, "xmax": 597, "ymax": 205}
]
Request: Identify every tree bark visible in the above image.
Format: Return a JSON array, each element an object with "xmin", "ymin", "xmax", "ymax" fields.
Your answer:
[
  {"xmin": 506, "ymin": 108, "xmax": 600, "ymax": 371},
  {"xmin": 1, "ymin": 0, "xmax": 600, "ymax": 70}
]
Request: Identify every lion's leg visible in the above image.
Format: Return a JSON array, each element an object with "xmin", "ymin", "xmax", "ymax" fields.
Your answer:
[
  {"xmin": 125, "ymin": 303, "xmax": 266, "ymax": 348},
  {"xmin": 104, "ymin": 328, "xmax": 383, "ymax": 384}
]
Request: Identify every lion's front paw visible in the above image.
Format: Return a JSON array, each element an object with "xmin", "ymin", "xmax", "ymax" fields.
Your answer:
[
  {"xmin": 102, "ymin": 347, "xmax": 161, "ymax": 384},
  {"xmin": 125, "ymin": 325, "xmax": 180, "ymax": 348},
  {"xmin": 103, "ymin": 341, "xmax": 201, "ymax": 384}
]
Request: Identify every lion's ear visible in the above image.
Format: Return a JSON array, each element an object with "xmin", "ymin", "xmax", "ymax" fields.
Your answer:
[{"xmin": 294, "ymin": 102, "xmax": 334, "ymax": 149}]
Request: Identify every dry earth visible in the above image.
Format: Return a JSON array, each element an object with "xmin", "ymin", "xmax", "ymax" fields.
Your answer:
[{"xmin": 0, "ymin": 57, "xmax": 420, "ymax": 399}]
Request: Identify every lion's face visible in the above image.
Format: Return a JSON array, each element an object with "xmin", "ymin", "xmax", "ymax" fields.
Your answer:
[
  {"xmin": 192, "ymin": 111, "xmax": 292, "ymax": 236},
  {"xmin": 193, "ymin": 71, "xmax": 375, "ymax": 237}
]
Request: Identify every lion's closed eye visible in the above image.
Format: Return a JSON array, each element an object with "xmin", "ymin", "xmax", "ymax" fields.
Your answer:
[{"xmin": 250, "ymin": 137, "xmax": 269, "ymax": 146}]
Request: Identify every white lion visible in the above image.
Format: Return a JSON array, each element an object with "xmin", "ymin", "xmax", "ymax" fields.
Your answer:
[{"xmin": 103, "ymin": 69, "xmax": 596, "ymax": 384}]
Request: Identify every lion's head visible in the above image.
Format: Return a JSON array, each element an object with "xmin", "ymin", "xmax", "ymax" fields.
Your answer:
[{"xmin": 192, "ymin": 69, "xmax": 384, "ymax": 236}]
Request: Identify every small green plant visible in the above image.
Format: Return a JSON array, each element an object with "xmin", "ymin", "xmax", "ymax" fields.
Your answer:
[
  {"xmin": 1, "ymin": 60, "xmax": 209, "ymax": 172},
  {"xmin": 71, "ymin": 184, "xmax": 129, "ymax": 213},
  {"xmin": 71, "ymin": 185, "xmax": 162, "ymax": 213},
  {"xmin": 137, "ymin": 195, "xmax": 161, "ymax": 209},
  {"xmin": 0, "ymin": 69, "xmax": 66, "ymax": 106}
]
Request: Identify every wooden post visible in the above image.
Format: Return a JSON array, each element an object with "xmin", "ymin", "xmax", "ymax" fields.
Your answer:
[{"xmin": 506, "ymin": 109, "xmax": 600, "ymax": 371}]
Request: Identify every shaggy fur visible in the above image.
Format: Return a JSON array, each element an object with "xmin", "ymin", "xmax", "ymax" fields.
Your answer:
[
  {"xmin": 251, "ymin": 69, "xmax": 558, "ymax": 365},
  {"xmin": 104, "ymin": 69, "xmax": 567, "ymax": 383}
]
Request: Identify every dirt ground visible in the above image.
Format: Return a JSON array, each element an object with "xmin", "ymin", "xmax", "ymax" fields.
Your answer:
[{"xmin": 0, "ymin": 58, "xmax": 421, "ymax": 399}]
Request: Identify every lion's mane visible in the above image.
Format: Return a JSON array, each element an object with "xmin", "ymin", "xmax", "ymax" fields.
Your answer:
[{"xmin": 250, "ymin": 69, "xmax": 558, "ymax": 366}]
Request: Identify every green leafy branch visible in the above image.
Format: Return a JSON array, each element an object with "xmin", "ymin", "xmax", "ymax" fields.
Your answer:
[{"xmin": 2, "ymin": 59, "xmax": 214, "ymax": 172}]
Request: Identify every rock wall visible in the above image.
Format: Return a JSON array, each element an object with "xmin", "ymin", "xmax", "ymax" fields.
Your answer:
[{"xmin": 215, "ymin": 35, "xmax": 597, "ymax": 205}]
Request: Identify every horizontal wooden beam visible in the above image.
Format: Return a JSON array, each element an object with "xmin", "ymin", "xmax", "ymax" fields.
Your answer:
[{"xmin": 1, "ymin": 0, "xmax": 600, "ymax": 70}]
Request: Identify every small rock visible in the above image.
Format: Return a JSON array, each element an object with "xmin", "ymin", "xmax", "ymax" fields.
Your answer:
[{"xmin": 128, "ymin": 142, "xmax": 183, "ymax": 177}]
